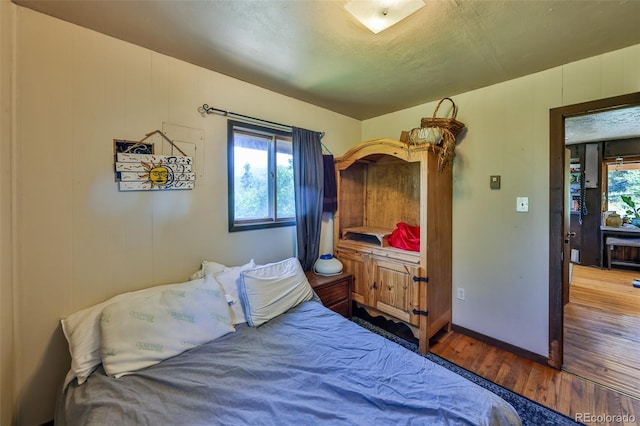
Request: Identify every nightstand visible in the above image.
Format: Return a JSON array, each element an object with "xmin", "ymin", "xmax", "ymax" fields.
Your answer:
[{"xmin": 305, "ymin": 271, "xmax": 352, "ymax": 318}]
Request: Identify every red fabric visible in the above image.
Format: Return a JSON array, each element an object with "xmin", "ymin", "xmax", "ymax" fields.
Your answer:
[{"xmin": 388, "ymin": 222, "xmax": 420, "ymax": 252}]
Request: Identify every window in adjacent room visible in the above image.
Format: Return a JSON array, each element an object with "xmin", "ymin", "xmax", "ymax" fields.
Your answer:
[
  {"xmin": 228, "ymin": 120, "xmax": 295, "ymax": 232},
  {"xmin": 604, "ymin": 157, "xmax": 640, "ymax": 221}
]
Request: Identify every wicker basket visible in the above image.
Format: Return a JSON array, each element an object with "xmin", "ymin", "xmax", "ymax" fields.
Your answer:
[
  {"xmin": 411, "ymin": 97, "xmax": 466, "ymax": 171},
  {"xmin": 407, "ymin": 127, "xmax": 439, "ymax": 145},
  {"xmin": 420, "ymin": 97, "xmax": 465, "ymax": 138}
]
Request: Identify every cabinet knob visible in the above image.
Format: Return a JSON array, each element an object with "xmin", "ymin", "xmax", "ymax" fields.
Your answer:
[{"xmin": 372, "ymin": 282, "xmax": 377, "ymax": 289}]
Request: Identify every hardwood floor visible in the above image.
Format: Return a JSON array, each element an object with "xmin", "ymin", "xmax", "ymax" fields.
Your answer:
[
  {"xmin": 429, "ymin": 317, "xmax": 640, "ymax": 425},
  {"xmin": 564, "ymin": 264, "xmax": 640, "ymax": 400}
]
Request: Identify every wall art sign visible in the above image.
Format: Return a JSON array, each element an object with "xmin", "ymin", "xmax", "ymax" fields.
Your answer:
[
  {"xmin": 115, "ymin": 153, "xmax": 195, "ymax": 191},
  {"xmin": 113, "ymin": 139, "xmax": 154, "ymax": 182}
]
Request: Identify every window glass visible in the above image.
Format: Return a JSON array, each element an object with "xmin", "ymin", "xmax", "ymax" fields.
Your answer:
[
  {"xmin": 276, "ymin": 141, "xmax": 295, "ymax": 218},
  {"xmin": 233, "ymin": 133, "xmax": 270, "ymax": 220},
  {"xmin": 607, "ymin": 160, "xmax": 640, "ymax": 219}
]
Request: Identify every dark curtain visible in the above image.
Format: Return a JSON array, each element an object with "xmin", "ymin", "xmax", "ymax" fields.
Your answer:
[
  {"xmin": 293, "ymin": 127, "xmax": 324, "ymax": 271},
  {"xmin": 322, "ymin": 155, "xmax": 338, "ymax": 213}
]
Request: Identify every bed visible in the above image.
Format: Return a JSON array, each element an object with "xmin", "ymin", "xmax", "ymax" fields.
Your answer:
[{"xmin": 55, "ymin": 257, "xmax": 521, "ymax": 426}]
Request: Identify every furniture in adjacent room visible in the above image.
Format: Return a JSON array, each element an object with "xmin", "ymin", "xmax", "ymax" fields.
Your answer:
[
  {"xmin": 333, "ymin": 138, "xmax": 453, "ymax": 354},
  {"xmin": 305, "ymin": 271, "xmax": 352, "ymax": 318},
  {"xmin": 567, "ymin": 142, "xmax": 603, "ymax": 267},
  {"xmin": 601, "ymin": 225, "xmax": 640, "ymax": 269}
]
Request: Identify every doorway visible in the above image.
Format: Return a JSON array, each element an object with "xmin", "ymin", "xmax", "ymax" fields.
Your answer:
[{"xmin": 548, "ymin": 92, "xmax": 640, "ymax": 369}]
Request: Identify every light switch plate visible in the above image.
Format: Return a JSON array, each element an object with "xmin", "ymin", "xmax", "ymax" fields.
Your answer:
[
  {"xmin": 516, "ymin": 197, "xmax": 529, "ymax": 212},
  {"xmin": 490, "ymin": 175, "xmax": 501, "ymax": 189}
]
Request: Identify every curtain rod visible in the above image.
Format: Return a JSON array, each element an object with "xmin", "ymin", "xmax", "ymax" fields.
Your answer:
[{"xmin": 198, "ymin": 104, "xmax": 325, "ymax": 140}]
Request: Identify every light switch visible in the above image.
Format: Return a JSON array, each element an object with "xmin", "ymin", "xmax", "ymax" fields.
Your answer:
[
  {"xmin": 490, "ymin": 175, "xmax": 501, "ymax": 190},
  {"xmin": 516, "ymin": 197, "xmax": 529, "ymax": 212}
]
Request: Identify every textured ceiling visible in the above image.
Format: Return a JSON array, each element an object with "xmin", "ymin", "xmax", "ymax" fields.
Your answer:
[
  {"xmin": 12, "ymin": 0, "xmax": 640, "ymax": 120},
  {"xmin": 565, "ymin": 106, "xmax": 640, "ymax": 144}
]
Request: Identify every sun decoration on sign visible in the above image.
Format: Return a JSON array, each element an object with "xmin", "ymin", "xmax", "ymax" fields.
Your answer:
[{"xmin": 139, "ymin": 160, "xmax": 173, "ymax": 189}]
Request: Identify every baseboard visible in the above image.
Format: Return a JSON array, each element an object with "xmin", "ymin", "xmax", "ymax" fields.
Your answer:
[{"xmin": 452, "ymin": 324, "xmax": 551, "ymax": 367}]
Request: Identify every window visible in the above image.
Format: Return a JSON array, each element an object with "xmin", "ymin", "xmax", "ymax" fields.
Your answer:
[
  {"xmin": 228, "ymin": 120, "xmax": 295, "ymax": 231},
  {"xmin": 605, "ymin": 157, "xmax": 640, "ymax": 220}
]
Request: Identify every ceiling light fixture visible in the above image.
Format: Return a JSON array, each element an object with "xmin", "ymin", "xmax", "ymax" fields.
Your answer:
[{"xmin": 344, "ymin": 0, "xmax": 425, "ymax": 34}]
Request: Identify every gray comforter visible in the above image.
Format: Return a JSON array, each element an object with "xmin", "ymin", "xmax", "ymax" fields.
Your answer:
[{"xmin": 56, "ymin": 300, "xmax": 521, "ymax": 425}]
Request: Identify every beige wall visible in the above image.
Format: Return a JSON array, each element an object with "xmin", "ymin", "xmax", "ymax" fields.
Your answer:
[
  {"xmin": 1, "ymin": 1, "xmax": 16, "ymax": 425},
  {"xmin": 363, "ymin": 44, "xmax": 640, "ymax": 356},
  {"xmin": 10, "ymin": 7, "xmax": 360, "ymax": 425}
]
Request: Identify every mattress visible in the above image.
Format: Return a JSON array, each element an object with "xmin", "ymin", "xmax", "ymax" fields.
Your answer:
[{"xmin": 56, "ymin": 300, "xmax": 521, "ymax": 425}]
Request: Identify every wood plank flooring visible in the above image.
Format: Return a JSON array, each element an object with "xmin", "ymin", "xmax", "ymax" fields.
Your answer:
[
  {"xmin": 430, "ymin": 331, "xmax": 639, "ymax": 425},
  {"xmin": 429, "ymin": 276, "xmax": 640, "ymax": 426},
  {"xmin": 564, "ymin": 265, "xmax": 640, "ymax": 400}
]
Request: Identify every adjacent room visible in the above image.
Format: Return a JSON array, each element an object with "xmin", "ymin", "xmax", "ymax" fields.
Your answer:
[
  {"xmin": 1, "ymin": 1, "xmax": 639, "ymax": 425},
  {"xmin": 562, "ymin": 103, "xmax": 640, "ymax": 400}
]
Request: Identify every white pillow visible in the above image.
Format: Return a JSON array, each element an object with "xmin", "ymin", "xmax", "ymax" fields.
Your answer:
[
  {"xmin": 186, "ymin": 260, "xmax": 255, "ymax": 324},
  {"xmin": 100, "ymin": 275, "xmax": 234, "ymax": 378},
  {"xmin": 203, "ymin": 260, "xmax": 228, "ymax": 276},
  {"xmin": 239, "ymin": 257, "xmax": 314, "ymax": 327},
  {"xmin": 213, "ymin": 260, "xmax": 256, "ymax": 325},
  {"xmin": 60, "ymin": 282, "xmax": 177, "ymax": 388},
  {"xmin": 188, "ymin": 260, "xmax": 226, "ymax": 281}
]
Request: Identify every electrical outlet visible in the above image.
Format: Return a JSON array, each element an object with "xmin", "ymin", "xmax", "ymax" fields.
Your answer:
[{"xmin": 457, "ymin": 288, "xmax": 465, "ymax": 300}]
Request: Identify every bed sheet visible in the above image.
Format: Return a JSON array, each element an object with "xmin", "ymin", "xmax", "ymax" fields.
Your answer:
[{"xmin": 56, "ymin": 300, "xmax": 521, "ymax": 426}]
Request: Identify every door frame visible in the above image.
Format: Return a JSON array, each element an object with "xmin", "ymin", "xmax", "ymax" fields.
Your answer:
[{"xmin": 548, "ymin": 91, "xmax": 640, "ymax": 369}]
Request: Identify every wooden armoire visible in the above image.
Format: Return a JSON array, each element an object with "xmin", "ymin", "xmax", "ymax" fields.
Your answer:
[{"xmin": 333, "ymin": 138, "xmax": 452, "ymax": 354}]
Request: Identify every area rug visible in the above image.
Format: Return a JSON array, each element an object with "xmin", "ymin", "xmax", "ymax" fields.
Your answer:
[{"xmin": 351, "ymin": 316, "xmax": 583, "ymax": 426}]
